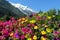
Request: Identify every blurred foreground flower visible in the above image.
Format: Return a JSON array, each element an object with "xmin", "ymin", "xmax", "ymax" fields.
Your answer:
[
  {"xmin": 41, "ymin": 30, "xmax": 46, "ymax": 35},
  {"xmin": 30, "ymin": 20, "xmax": 36, "ymax": 23},
  {"xmin": 33, "ymin": 35, "xmax": 37, "ymax": 40},
  {"xmin": 41, "ymin": 36, "xmax": 46, "ymax": 40}
]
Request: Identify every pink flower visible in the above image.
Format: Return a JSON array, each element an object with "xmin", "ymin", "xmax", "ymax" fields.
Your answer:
[
  {"xmin": 21, "ymin": 35, "xmax": 25, "ymax": 39},
  {"xmin": 15, "ymin": 29, "xmax": 19, "ymax": 34},
  {"xmin": 2, "ymin": 29, "xmax": 10, "ymax": 37},
  {"xmin": 22, "ymin": 28, "xmax": 26, "ymax": 34},
  {"xmin": 27, "ymin": 24, "xmax": 35, "ymax": 27},
  {"xmin": 22, "ymin": 27, "xmax": 29, "ymax": 34},
  {"xmin": 11, "ymin": 17, "xmax": 17, "ymax": 23},
  {"xmin": 3, "ymin": 22, "xmax": 7, "ymax": 27},
  {"xmin": 3, "ymin": 21, "xmax": 12, "ymax": 27},
  {"xmin": 42, "ymin": 16, "xmax": 46, "ymax": 20},
  {"xmin": 0, "ymin": 36, "xmax": 4, "ymax": 40},
  {"xmin": 11, "ymin": 17, "xmax": 15, "ymax": 20},
  {"xmin": 28, "ymin": 29, "xmax": 32, "ymax": 34},
  {"xmin": 8, "ymin": 21, "xmax": 12, "ymax": 27},
  {"xmin": 36, "ymin": 16, "xmax": 40, "ymax": 21},
  {"xmin": 53, "ymin": 30, "xmax": 59, "ymax": 35},
  {"xmin": 9, "ymin": 27, "xmax": 13, "ymax": 32},
  {"xmin": 0, "ymin": 25, "xmax": 3, "ymax": 31}
]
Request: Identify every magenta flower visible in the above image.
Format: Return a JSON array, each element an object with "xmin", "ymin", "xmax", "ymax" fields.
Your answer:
[
  {"xmin": 22, "ymin": 28, "xmax": 26, "ymax": 34},
  {"xmin": 22, "ymin": 27, "xmax": 29, "ymax": 34},
  {"xmin": 11, "ymin": 17, "xmax": 17, "ymax": 23},
  {"xmin": 36, "ymin": 16, "xmax": 40, "ymax": 21},
  {"xmin": 21, "ymin": 35, "xmax": 25, "ymax": 39},
  {"xmin": 9, "ymin": 27, "xmax": 13, "ymax": 32},
  {"xmin": 0, "ymin": 25, "xmax": 3, "ymax": 31},
  {"xmin": 3, "ymin": 29, "xmax": 10, "ymax": 37},
  {"xmin": 0, "ymin": 36, "xmax": 4, "ymax": 40},
  {"xmin": 42, "ymin": 16, "xmax": 46, "ymax": 20},
  {"xmin": 27, "ymin": 24, "xmax": 35, "ymax": 27},
  {"xmin": 28, "ymin": 29, "xmax": 32, "ymax": 34},
  {"xmin": 3, "ymin": 21, "xmax": 12, "ymax": 27},
  {"xmin": 3, "ymin": 22, "xmax": 7, "ymax": 27},
  {"xmin": 7, "ymin": 21, "xmax": 12, "ymax": 27},
  {"xmin": 53, "ymin": 30, "xmax": 59, "ymax": 35},
  {"xmin": 15, "ymin": 29, "xmax": 19, "ymax": 34}
]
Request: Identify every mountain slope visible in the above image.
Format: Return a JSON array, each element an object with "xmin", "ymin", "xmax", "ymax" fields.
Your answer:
[
  {"xmin": 0, "ymin": 0, "xmax": 26, "ymax": 18},
  {"xmin": 11, "ymin": 3, "xmax": 36, "ymax": 15}
]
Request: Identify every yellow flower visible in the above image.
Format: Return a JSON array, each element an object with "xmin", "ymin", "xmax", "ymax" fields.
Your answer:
[
  {"xmin": 25, "ymin": 19, "xmax": 28, "ymax": 22},
  {"xmin": 10, "ymin": 33, "xmax": 14, "ymax": 36},
  {"xmin": 41, "ymin": 36, "xmax": 46, "ymax": 40},
  {"xmin": 34, "ymin": 26, "xmax": 38, "ymax": 29},
  {"xmin": 46, "ymin": 28, "xmax": 51, "ymax": 33},
  {"xmin": 22, "ymin": 18, "xmax": 25, "ymax": 21},
  {"xmin": 25, "ymin": 34, "xmax": 28, "ymax": 38},
  {"xmin": 30, "ymin": 20, "xmax": 36, "ymax": 23},
  {"xmin": 44, "ymin": 25, "xmax": 48, "ymax": 27},
  {"xmin": 21, "ymin": 21, "xmax": 25, "ymax": 24},
  {"xmin": 33, "ymin": 35, "xmax": 37, "ymax": 40},
  {"xmin": 47, "ymin": 16, "xmax": 51, "ymax": 19},
  {"xmin": 27, "ymin": 38, "xmax": 32, "ymax": 40},
  {"xmin": 41, "ymin": 31, "xmax": 46, "ymax": 35},
  {"xmin": 52, "ymin": 15, "xmax": 55, "ymax": 17}
]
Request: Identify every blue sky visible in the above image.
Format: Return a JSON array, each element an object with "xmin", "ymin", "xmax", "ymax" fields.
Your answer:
[{"xmin": 7, "ymin": 0, "xmax": 60, "ymax": 12}]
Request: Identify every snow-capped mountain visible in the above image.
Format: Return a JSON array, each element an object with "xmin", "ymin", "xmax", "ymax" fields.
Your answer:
[
  {"xmin": 0, "ymin": 0, "xmax": 26, "ymax": 18},
  {"xmin": 10, "ymin": 3, "xmax": 36, "ymax": 15}
]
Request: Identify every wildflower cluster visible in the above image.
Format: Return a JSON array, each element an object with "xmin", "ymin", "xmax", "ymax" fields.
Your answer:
[{"xmin": 0, "ymin": 13, "xmax": 60, "ymax": 40}]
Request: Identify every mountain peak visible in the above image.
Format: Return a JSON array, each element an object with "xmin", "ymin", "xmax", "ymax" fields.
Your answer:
[
  {"xmin": 10, "ymin": 3, "xmax": 36, "ymax": 12},
  {"xmin": 10, "ymin": 2, "xmax": 37, "ymax": 15}
]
